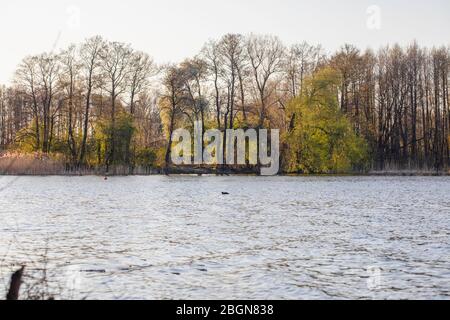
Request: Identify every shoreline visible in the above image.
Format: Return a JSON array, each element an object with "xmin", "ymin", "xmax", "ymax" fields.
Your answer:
[
  {"xmin": 0, "ymin": 171, "xmax": 448, "ymax": 177},
  {"xmin": 1, "ymin": 156, "xmax": 448, "ymax": 177}
]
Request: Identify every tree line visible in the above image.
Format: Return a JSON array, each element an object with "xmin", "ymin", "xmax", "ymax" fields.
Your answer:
[{"xmin": 0, "ymin": 34, "xmax": 449, "ymax": 173}]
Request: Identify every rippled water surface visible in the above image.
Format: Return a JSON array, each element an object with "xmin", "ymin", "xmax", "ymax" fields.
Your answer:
[{"xmin": 0, "ymin": 176, "xmax": 449, "ymax": 299}]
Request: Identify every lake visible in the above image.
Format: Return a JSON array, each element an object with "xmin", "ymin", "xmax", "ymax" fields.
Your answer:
[{"xmin": 0, "ymin": 176, "xmax": 449, "ymax": 300}]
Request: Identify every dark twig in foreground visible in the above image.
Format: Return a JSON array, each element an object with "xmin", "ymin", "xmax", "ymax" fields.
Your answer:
[{"xmin": 6, "ymin": 266, "xmax": 24, "ymax": 300}]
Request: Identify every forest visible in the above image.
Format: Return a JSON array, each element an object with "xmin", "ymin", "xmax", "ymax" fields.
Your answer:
[{"xmin": 0, "ymin": 34, "xmax": 449, "ymax": 174}]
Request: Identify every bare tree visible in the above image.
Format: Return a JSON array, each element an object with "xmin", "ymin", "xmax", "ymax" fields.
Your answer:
[
  {"xmin": 79, "ymin": 36, "xmax": 104, "ymax": 166},
  {"xmin": 160, "ymin": 65, "xmax": 189, "ymax": 170},
  {"xmin": 201, "ymin": 40, "xmax": 223, "ymax": 129},
  {"xmin": 14, "ymin": 56, "xmax": 41, "ymax": 150},
  {"xmin": 59, "ymin": 45, "xmax": 80, "ymax": 164},
  {"xmin": 284, "ymin": 42, "xmax": 323, "ymax": 99},
  {"xmin": 246, "ymin": 34, "xmax": 285, "ymax": 128},
  {"xmin": 100, "ymin": 41, "xmax": 132, "ymax": 169},
  {"xmin": 179, "ymin": 58, "xmax": 208, "ymax": 132},
  {"xmin": 218, "ymin": 34, "xmax": 247, "ymax": 129},
  {"xmin": 128, "ymin": 51, "xmax": 157, "ymax": 115}
]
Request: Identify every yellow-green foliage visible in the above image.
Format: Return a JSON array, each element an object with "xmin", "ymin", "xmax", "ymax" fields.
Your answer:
[
  {"xmin": 135, "ymin": 147, "xmax": 157, "ymax": 167},
  {"xmin": 94, "ymin": 112, "xmax": 135, "ymax": 165},
  {"xmin": 284, "ymin": 67, "xmax": 368, "ymax": 173}
]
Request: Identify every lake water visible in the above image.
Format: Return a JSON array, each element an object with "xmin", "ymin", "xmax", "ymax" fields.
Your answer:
[{"xmin": 0, "ymin": 176, "xmax": 449, "ymax": 300}]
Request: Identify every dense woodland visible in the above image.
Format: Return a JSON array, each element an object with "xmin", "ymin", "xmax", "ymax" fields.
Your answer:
[{"xmin": 0, "ymin": 34, "xmax": 449, "ymax": 173}]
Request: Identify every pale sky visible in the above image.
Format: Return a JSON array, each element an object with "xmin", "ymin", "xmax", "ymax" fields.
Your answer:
[{"xmin": 0, "ymin": 0, "xmax": 449, "ymax": 84}]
